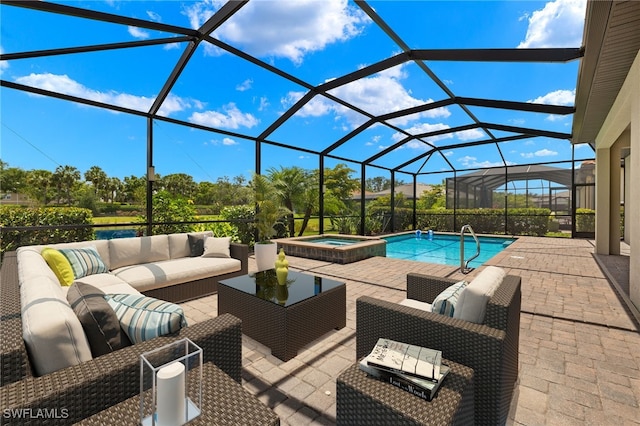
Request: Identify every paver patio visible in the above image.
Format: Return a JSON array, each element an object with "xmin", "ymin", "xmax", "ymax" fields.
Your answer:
[{"xmin": 181, "ymin": 236, "xmax": 640, "ymax": 425}]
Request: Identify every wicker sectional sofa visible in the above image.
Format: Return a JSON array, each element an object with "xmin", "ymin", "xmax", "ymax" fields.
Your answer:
[
  {"xmin": 0, "ymin": 232, "xmax": 253, "ymax": 423},
  {"xmin": 0, "ymin": 252, "xmax": 246, "ymax": 424}
]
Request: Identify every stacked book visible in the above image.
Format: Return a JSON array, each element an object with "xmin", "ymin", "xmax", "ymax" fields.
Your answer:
[{"xmin": 359, "ymin": 338, "xmax": 450, "ymax": 401}]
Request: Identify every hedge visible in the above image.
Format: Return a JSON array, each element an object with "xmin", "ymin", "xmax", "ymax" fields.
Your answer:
[
  {"xmin": 1, "ymin": 206, "xmax": 95, "ymax": 257},
  {"xmin": 368, "ymin": 206, "xmax": 552, "ymax": 236}
]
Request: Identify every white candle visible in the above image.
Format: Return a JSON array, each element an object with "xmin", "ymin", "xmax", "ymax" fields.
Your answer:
[{"xmin": 156, "ymin": 362, "xmax": 186, "ymax": 426}]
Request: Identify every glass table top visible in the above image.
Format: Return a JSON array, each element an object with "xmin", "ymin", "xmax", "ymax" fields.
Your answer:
[{"xmin": 219, "ymin": 269, "xmax": 344, "ymax": 307}]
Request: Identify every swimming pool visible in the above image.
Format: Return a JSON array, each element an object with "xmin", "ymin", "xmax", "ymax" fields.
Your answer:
[
  {"xmin": 383, "ymin": 233, "xmax": 514, "ymax": 268},
  {"xmin": 306, "ymin": 236, "xmax": 364, "ymax": 246},
  {"xmin": 277, "ymin": 234, "xmax": 386, "ymax": 264}
]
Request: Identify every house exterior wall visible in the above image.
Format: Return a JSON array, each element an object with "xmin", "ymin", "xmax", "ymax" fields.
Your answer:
[{"xmin": 595, "ymin": 50, "xmax": 640, "ymax": 311}]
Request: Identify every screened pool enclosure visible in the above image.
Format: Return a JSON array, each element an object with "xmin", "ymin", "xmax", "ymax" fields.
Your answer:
[{"xmin": 2, "ymin": 1, "xmax": 606, "ymax": 242}]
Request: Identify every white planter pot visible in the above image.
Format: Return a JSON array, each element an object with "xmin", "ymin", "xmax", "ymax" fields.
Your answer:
[{"xmin": 254, "ymin": 242, "xmax": 278, "ymax": 272}]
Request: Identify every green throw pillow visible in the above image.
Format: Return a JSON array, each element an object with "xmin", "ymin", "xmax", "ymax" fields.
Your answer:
[
  {"xmin": 105, "ymin": 294, "xmax": 188, "ymax": 344},
  {"xmin": 41, "ymin": 247, "xmax": 75, "ymax": 286}
]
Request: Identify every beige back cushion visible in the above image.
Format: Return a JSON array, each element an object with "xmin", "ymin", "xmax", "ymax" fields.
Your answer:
[
  {"xmin": 453, "ymin": 266, "xmax": 506, "ymax": 324},
  {"xmin": 168, "ymin": 231, "xmax": 213, "ymax": 259},
  {"xmin": 17, "ymin": 247, "xmax": 93, "ymax": 376},
  {"xmin": 23, "ymin": 240, "xmax": 111, "ymax": 271},
  {"xmin": 109, "ymin": 235, "xmax": 170, "ymax": 269}
]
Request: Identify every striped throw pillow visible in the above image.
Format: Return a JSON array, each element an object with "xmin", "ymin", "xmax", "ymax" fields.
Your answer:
[
  {"xmin": 105, "ymin": 294, "xmax": 188, "ymax": 343},
  {"xmin": 431, "ymin": 280, "xmax": 468, "ymax": 317},
  {"xmin": 59, "ymin": 246, "xmax": 108, "ymax": 279}
]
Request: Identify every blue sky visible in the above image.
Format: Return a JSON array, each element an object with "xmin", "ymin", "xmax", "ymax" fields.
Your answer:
[{"xmin": 1, "ymin": 0, "xmax": 594, "ymax": 186}]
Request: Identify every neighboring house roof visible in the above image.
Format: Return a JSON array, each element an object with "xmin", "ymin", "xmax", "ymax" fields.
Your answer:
[
  {"xmin": 352, "ymin": 183, "xmax": 434, "ymax": 200},
  {"xmin": 454, "ymin": 165, "xmax": 573, "ymax": 190}
]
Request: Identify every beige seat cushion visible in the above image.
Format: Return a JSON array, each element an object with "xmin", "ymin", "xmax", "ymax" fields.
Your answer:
[
  {"xmin": 399, "ymin": 298, "xmax": 432, "ymax": 312},
  {"xmin": 112, "ymin": 257, "xmax": 241, "ymax": 292},
  {"xmin": 453, "ymin": 266, "xmax": 506, "ymax": 324},
  {"xmin": 73, "ymin": 273, "xmax": 141, "ymax": 295}
]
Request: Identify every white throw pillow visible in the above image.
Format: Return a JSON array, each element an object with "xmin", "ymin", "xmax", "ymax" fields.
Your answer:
[
  {"xmin": 431, "ymin": 280, "xmax": 467, "ymax": 317},
  {"xmin": 453, "ymin": 266, "xmax": 506, "ymax": 323},
  {"xmin": 202, "ymin": 236, "xmax": 231, "ymax": 258}
]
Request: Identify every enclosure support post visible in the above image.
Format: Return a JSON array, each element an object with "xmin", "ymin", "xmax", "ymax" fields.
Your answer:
[
  {"xmin": 319, "ymin": 155, "xmax": 325, "ymax": 235},
  {"xmin": 412, "ymin": 174, "xmax": 417, "ymax": 230},
  {"xmin": 360, "ymin": 163, "xmax": 366, "ymax": 236},
  {"xmin": 504, "ymin": 167, "xmax": 508, "ymax": 235},
  {"xmin": 146, "ymin": 117, "xmax": 154, "ymax": 237}
]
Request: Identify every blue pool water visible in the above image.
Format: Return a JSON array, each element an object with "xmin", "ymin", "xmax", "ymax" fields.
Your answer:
[
  {"xmin": 306, "ymin": 237, "xmax": 366, "ymax": 246},
  {"xmin": 383, "ymin": 233, "xmax": 514, "ymax": 268}
]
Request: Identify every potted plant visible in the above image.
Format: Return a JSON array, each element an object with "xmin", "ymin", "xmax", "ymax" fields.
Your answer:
[{"xmin": 251, "ymin": 174, "xmax": 290, "ymax": 271}]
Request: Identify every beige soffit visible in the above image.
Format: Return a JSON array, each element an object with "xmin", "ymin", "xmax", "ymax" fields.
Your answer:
[{"xmin": 573, "ymin": 0, "xmax": 640, "ymax": 145}]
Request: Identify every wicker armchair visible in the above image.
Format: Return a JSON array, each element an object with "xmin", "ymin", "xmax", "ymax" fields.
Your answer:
[
  {"xmin": 356, "ymin": 272, "xmax": 521, "ymax": 425},
  {"xmin": 0, "ymin": 251, "xmax": 243, "ymax": 425}
]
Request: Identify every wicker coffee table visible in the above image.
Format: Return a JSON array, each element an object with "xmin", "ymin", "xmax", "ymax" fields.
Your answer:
[
  {"xmin": 76, "ymin": 362, "xmax": 279, "ymax": 425},
  {"xmin": 336, "ymin": 359, "xmax": 474, "ymax": 425},
  {"xmin": 218, "ymin": 269, "xmax": 346, "ymax": 361}
]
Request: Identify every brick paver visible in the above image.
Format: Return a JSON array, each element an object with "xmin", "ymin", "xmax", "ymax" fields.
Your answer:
[{"xmin": 181, "ymin": 236, "xmax": 640, "ymax": 425}]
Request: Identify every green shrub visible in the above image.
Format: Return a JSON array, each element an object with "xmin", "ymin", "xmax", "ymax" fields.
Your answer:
[
  {"xmin": 0, "ymin": 205, "xmax": 95, "ymax": 256},
  {"xmin": 142, "ymin": 191, "xmax": 196, "ymax": 235},
  {"xmin": 370, "ymin": 207, "xmax": 551, "ymax": 236},
  {"xmin": 575, "ymin": 208, "xmax": 595, "ymax": 233},
  {"xmin": 220, "ymin": 205, "xmax": 256, "ymax": 246}
]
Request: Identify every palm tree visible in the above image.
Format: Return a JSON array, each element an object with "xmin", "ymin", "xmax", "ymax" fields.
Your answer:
[
  {"xmin": 52, "ymin": 165, "xmax": 80, "ymax": 205},
  {"xmin": 84, "ymin": 166, "xmax": 107, "ymax": 200},
  {"xmin": 267, "ymin": 166, "xmax": 308, "ymax": 237}
]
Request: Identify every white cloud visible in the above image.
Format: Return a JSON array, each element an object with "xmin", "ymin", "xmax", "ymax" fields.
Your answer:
[
  {"xmin": 189, "ymin": 102, "xmax": 259, "ymax": 129},
  {"xmin": 236, "ymin": 79, "xmax": 253, "ymax": 91},
  {"xmin": 258, "ymin": 96, "xmax": 269, "ymax": 111},
  {"xmin": 282, "ymin": 91, "xmax": 334, "ymax": 118},
  {"xmin": 14, "ymin": 72, "xmax": 190, "ymax": 116},
  {"xmin": 529, "ymin": 89, "xmax": 575, "ymax": 105},
  {"xmin": 163, "ymin": 43, "xmax": 181, "ymax": 51},
  {"xmin": 520, "ymin": 148, "xmax": 558, "ymax": 158},
  {"xmin": 147, "ymin": 11, "xmax": 162, "ymax": 22},
  {"xmin": 365, "ymin": 135, "xmax": 381, "ymax": 146},
  {"xmin": 518, "ymin": 0, "xmax": 587, "ymax": 48},
  {"xmin": 184, "ymin": 0, "xmax": 369, "ymax": 64},
  {"xmin": 283, "ymin": 64, "xmax": 450, "ymax": 129},
  {"xmin": 455, "ymin": 128, "xmax": 485, "ymax": 141},
  {"xmin": 207, "ymin": 137, "xmax": 239, "ymax": 146},
  {"xmin": 545, "ymin": 114, "xmax": 569, "ymax": 122},
  {"xmin": 509, "ymin": 118, "xmax": 526, "ymax": 126},
  {"xmin": 0, "ymin": 46, "xmax": 8, "ymax": 76},
  {"xmin": 443, "ymin": 151, "xmax": 454, "ymax": 157},
  {"xmin": 458, "ymin": 156, "xmax": 513, "ymax": 168},
  {"xmin": 392, "ymin": 123, "xmax": 452, "ymax": 147},
  {"xmin": 128, "ymin": 26, "xmax": 150, "ymax": 39},
  {"xmin": 328, "ymin": 64, "xmax": 451, "ymax": 127}
]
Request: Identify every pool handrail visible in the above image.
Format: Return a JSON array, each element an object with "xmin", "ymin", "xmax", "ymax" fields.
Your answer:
[{"xmin": 460, "ymin": 224, "xmax": 480, "ymax": 274}]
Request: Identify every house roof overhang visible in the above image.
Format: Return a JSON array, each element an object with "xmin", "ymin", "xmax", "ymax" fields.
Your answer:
[{"xmin": 572, "ymin": 0, "xmax": 640, "ymax": 145}]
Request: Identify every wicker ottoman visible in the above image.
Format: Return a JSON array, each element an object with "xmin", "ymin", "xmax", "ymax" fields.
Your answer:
[
  {"xmin": 336, "ymin": 359, "xmax": 474, "ymax": 426},
  {"xmin": 76, "ymin": 362, "xmax": 279, "ymax": 426}
]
